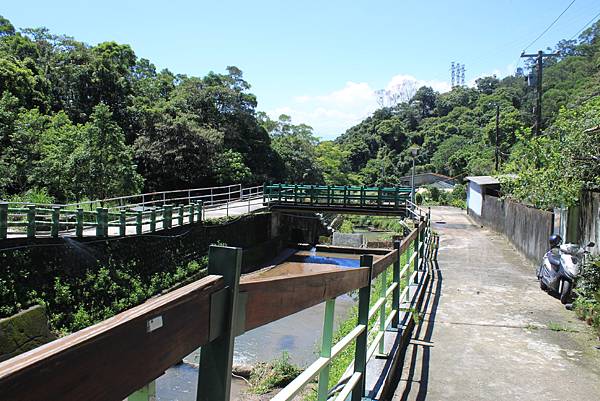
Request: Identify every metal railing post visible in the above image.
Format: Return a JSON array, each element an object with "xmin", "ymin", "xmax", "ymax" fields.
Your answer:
[
  {"xmin": 352, "ymin": 254, "xmax": 373, "ymax": 401},
  {"xmin": 103, "ymin": 208, "xmax": 109, "ymax": 237},
  {"xmin": 392, "ymin": 240, "xmax": 401, "ymax": 328},
  {"xmin": 378, "ymin": 266, "xmax": 387, "ymax": 356},
  {"xmin": 317, "ymin": 298, "xmax": 336, "ymax": 401},
  {"xmin": 27, "ymin": 205, "xmax": 36, "ymax": 238},
  {"xmin": 197, "ymin": 246, "xmax": 243, "ymax": 401},
  {"xmin": 164, "ymin": 205, "xmax": 172, "ymax": 229},
  {"xmin": 0, "ymin": 202, "xmax": 8, "ymax": 239},
  {"xmin": 136, "ymin": 211, "xmax": 143, "ymax": 235},
  {"xmin": 76, "ymin": 208, "xmax": 83, "ymax": 238},
  {"xmin": 119, "ymin": 210, "xmax": 126, "ymax": 236},
  {"xmin": 178, "ymin": 205, "xmax": 184, "ymax": 226},
  {"xmin": 150, "ymin": 209, "xmax": 157, "ymax": 232},
  {"xmin": 414, "ymin": 227, "xmax": 420, "ymax": 274},
  {"xmin": 95, "ymin": 207, "xmax": 103, "ymax": 237},
  {"xmin": 128, "ymin": 381, "xmax": 156, "ymax": 401},
  {"xmin": 51, "ymin": 206, "xmax": 60, "ymax": 238}
]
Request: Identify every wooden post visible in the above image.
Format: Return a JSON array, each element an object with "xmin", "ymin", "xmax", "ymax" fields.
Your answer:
[
  {"xmin": 197, "ymin": 246, "xmax": 243, "ymax": 401},
  {"xmin": 120, "ymin": 210, "xmax": 126, "ymax": 236},
  {"xmin": 352, "ymin": 254, "xmax": 373, "ymax": 401},
  {"xmin": 76, "ymin": 208, "xmax": 83, "ymax": 238},
  {"xmin": 51, "ymin": 206, "xmax": 60, "ymax": 238},
  {"xmin": 197, "ymin": 201, "xmax": 203, "ymax": 222},
  {"xmin": 190, "ymin": 203, "xmax": 195, "ymax": 224},
  {"xmin": 392, "ymin": 240, "xmax": 401, "ymax": 328},
  {"xmin": 178, "ymin": 205, "xmax": 184, "ymax": 226},
  {"xmin": 317, "ymin": 298, "xmax": 336, "ymax": 401},
  {"xmin": 136, "ymin": 211, "xmax": 143, "ymax": 235},
  {"xmin": 0, "ymin": 202, "xmax": 8, "ymax": 239},
  {"xmin": 27, "ymin": 205, "xmax": 36, "ymax": 238}
]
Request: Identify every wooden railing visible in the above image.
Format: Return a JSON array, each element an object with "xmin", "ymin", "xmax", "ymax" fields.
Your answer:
[
  {"xmin": 263, "ymin": 184, "xmax": 411, "ymax": 214},
  {"xmin": 0, "ymin": 184, "xmax": 264, "ymax": 239},
  {"xmin": 0, "ymin": 216, "xmax": 433, "ymax": 401}
]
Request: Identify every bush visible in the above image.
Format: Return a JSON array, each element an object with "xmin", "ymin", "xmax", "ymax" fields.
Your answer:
[
  {"xmin": 415, "ymin": 192, "xmax": 423, "ymax": 205},
  {"xmin": 574, "ymin": 256, "xmax": 600, "ymax": 333},
  {"xmin": 248, "ymin": 352, "xmax": 302, "ymax": 394}
]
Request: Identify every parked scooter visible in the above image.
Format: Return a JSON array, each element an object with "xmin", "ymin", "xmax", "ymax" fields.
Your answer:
[{"xmin": 537, "ymin": 234, "xmax": 595, "ymax": 304}]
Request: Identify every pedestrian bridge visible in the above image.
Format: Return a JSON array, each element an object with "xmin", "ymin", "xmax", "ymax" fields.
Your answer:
[{"xmin": 263, "ymin": 184, "xmax": 412, "ymax": 216}]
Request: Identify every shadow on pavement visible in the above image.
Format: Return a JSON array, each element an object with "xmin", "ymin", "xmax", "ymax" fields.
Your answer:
[{"xmin": 393, "ymin": 259, "xmax": 442, "ymax": 401}]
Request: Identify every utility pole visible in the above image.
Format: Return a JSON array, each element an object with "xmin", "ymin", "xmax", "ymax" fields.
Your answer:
[
  {"xmin": 520, "ymin": 50, "xmax": 559, "ymax": 135},
  {"xmin": 495, "ymin": 104, "xmax": 500, "ymax": 172}
]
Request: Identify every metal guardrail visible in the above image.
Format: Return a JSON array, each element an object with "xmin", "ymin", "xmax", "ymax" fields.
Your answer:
[
  {"xmin": 0, "ymin": 184, "xmax": 264, "ymax": 239},
  {"xmin": 263, "ymin": 184, "xmax": 411, "ymax": 212}
]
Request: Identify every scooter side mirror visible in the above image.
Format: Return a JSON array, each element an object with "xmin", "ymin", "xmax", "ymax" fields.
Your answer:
[{"xmin": 587, "ymin": 241, "xmax": 595, "ymax": 248}]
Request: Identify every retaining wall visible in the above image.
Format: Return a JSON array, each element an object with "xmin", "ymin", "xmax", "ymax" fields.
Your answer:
[{"xmin": 471, "ymin": 196, "xmax": 553, "ymax": 262}]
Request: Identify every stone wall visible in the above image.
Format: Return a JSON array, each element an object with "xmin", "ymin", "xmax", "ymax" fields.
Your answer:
[
  {"xmin": 0, "ymin": 305, "xmax": 55, "ymax": 362},
  {"xmin": 473, "ymin": 196, "xmax": 553, "ymax": 263}
]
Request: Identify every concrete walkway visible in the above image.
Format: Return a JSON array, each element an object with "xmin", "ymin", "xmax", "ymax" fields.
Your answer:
[{"xmin": 392, "ymin": 206, "xmax": 600, "ymax": 401}]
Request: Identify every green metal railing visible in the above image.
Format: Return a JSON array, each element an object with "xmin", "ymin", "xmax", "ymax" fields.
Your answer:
[
  {"xmin": 273, "ymin": 222, "xmax": 430, "ymax": 401},
  {"xmin": 263, "ymin": 184, "xmax": 411, "ymax": 210},
  {"xmin": 0, "ymin": 201, "xmax": 204, "ymax": 239}
]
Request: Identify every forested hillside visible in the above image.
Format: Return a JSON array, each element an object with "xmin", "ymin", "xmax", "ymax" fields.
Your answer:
[
  {"xmin": 331, "ymin": 21, "xmax": 600, "ymax": 210},
  {"xmin": 0, "ymin": 14, "xmax": 598, "ymax": 209},
  {"xmin": 0, "ymin": 16, "xmax": 287, "ymax": 203}
]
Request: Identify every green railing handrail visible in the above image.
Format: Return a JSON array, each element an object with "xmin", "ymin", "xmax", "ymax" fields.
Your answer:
[
  {"xmin": 0, "ymin": 200, "xmax": 206, "ymax": 240},
  {"xmin": 274, "ymin": 221, "xmax": 430, "ymax": 401}
]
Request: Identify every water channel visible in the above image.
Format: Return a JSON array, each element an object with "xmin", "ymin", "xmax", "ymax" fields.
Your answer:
[{"xmin": 156, "ymin": 248, "xmax": 365, "ymax": 400}]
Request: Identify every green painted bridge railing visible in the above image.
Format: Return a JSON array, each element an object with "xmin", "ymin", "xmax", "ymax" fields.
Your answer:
[
  {"xmin": 263, "ymin": 183, "xmax": 412, "ymax": 211},
  {"xmin": 0, "ymin": 184, "xmax": 264, "ymax": 240}
]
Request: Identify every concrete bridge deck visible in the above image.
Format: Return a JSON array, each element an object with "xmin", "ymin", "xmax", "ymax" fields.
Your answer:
[{"xmin": 392, "ymin": 206, "xmax": 600, "ymax": 401}]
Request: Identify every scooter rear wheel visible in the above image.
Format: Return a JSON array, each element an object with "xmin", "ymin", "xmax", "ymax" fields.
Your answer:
[{"xmin": 560, "ymin": 280, "xmax": 572, "ymax": 304}]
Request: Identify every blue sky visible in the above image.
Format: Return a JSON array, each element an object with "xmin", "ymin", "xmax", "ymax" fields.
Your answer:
[{"xmin": 3, "ymin": 0, "xmax": 599, "ymax": 138}]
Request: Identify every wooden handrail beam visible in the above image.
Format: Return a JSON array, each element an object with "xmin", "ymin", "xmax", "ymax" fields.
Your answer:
[{"xmin": 0, "ymin": 275, "xmax": 224, "ymax": 401}]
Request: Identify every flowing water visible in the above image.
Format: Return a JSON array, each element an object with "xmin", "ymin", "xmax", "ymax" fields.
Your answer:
[{"xmin": 156, "ymin": 248, "xmax": 360, "ymax": 400}]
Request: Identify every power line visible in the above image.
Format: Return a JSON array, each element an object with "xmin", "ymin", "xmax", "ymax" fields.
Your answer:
[
  {"xmin": 522, "ymin": 0, "xmax": 577, "ymax": 52},
  {"xmin": 569, "ymin": 9, "xmax": 600, "ymax": 40}
]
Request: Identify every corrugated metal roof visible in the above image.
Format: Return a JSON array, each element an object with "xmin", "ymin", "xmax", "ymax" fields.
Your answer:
[{"xmin": 465, "ymin": 176, "xmax": 500, "ymax": 186}]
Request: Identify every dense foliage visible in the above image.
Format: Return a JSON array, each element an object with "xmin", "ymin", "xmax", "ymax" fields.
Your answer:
[
  {"xmin": 0, "ymin": 18, "xmax": 284, "ymax": 202},
  {"xmin": 329, "ymin": 22, "xmax": 600, "ymax": 209}
]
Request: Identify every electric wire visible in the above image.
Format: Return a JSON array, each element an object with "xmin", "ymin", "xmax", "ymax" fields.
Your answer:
[
  {"xmin": 569, "ymin": 9, "xmax": 600, "ymax": 40},
  {"xmin": 522, "ymin": 0, "xmax": 577, "ymax": 52}
]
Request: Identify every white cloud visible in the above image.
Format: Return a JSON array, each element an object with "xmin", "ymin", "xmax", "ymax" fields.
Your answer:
[{"xmin": 269, "ymin": 74, "xmax": 451, "ymax": 140}]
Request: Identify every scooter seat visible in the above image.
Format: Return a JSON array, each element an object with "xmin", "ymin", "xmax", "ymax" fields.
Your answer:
[{"xmin": 548, "ymin": 254, "xmax": 561, "ymax": 266}]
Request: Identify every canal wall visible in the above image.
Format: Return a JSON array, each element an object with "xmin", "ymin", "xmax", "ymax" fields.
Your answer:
[{"xmin": 0, "ymin": 211, "xmax": 327, "ymax": 338}]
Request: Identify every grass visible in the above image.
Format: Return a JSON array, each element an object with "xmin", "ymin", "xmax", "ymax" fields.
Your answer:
[
  {"xmin": 547, "ymin": 321, "xmax": 578, "ymax": 333},
  {"xmin": 248, "ymin": 352, "xmax": 303, "ymax": 395}
]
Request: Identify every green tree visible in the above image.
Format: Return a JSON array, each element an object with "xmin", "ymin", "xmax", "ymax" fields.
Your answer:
[{"xmin": 71, "ymin": 103, "xmax": 142, "ymax": 200}]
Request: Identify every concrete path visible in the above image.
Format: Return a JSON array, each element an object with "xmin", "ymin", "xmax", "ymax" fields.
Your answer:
[{"xmin": 392, "ymin": 206, "xmax": 600, "ymax": 401}]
